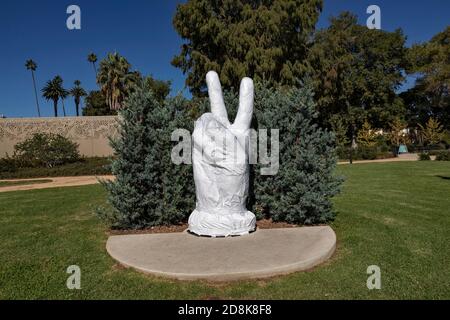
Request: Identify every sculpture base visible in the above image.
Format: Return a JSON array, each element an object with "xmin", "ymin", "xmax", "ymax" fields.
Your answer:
[
  {"xmin": 188, "ymin": 209, "xmax": 256, "ymax": 237},
  {"xmin": 106, "ymin": 226, "xmax": 337, "ymax": 281}
]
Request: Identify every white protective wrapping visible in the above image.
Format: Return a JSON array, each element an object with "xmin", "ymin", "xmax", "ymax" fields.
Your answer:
[{"xmin": 188, "ymin": 71, "xmax": 256, "ymax": 237}]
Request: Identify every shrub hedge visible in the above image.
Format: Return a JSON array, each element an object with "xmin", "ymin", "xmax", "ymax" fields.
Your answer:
[
  {"xmin": 13, "ymin": 133, "xmax": 80, "ymax": 168},
  {"xmin": 419, "ymin": 153, "xmax": 431, "ymax": 161},
  {"xmin": 0, "ymin": 157, "xmax": 111, "ymax": 179},
  {"xmin": 435, "ymin": 150, "xmax": 450, "ymax": 161}
]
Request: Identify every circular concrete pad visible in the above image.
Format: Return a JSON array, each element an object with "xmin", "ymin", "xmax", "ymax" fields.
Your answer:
[{"xmin": 106, "ymin": 226, "xmax": 336, "ymax": 281}]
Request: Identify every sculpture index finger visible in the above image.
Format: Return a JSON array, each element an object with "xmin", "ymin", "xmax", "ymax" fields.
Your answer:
[
  {"xmin": 233, "ymin": 77, "xmax": 254, "ymax": 130},
  {"xmin": 206, "ymin": 71, "xmax": 229, "ymax": 125}
]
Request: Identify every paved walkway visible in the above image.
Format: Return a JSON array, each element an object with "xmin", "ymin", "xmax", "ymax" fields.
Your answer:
[
  {"xmin": 0, "ymin": 154, "xmax": 421, "ymax": 192},
  {"xmin": 106, "ymin": 226, "xmax": 336, "ymax": 281},
  {"xmin": 338, "ymin": 153, "xmax": 419, "ymax": 165},
  {"xmin": 0, "ymin": 175, "xmax": 114, "ymax": 193}
]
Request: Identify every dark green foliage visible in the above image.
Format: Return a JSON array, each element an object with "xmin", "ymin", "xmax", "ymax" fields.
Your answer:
[
  {"xmin": 249, "ymin": 82, "xmax": 342, "ymax": 224},
  {"xmin": 435, "ymin": 150, "xmax": 450, "ymax": 161},
  {"xmin": 41, "ymin": 76, "xmax": 68, "ymax": 117},
  {"xmin": 172, "ymin": 0, "xmax": 323, "ymax": 95},
  {"xmin": 143, "ymin": 76, "xmax": 171, "ymax": 103},
  {"xmin": 336, "ymin": 146, "xmax": 393, "ymax": 161},
  {"xmin": 14, "ymin": 133, "xmax": 80, "ymax": 168},
  {"xmin": 424, "ymin": 148, "xmax": 448, "ymax": 156},
  {"xmin": 355, "ymin": 146, "xmax": 377, "ymax": 160},
  {"xmin": 83, "ymin": 76, "xmax": 170, "ymax": 116},
  {"xmin": 308, "ymin": 12, "xmax": 407, "ymax": 130},
  {"xmin": 97, "ymin": 87, "xmax": 195, "ymax": 229},
  {"xmin": 419, "ymin": 153, "xmax": 431, "ymax": 161},
  {"xmin": 0, "ymin": 156, "xmax": 18, "ymax": 174},
  {"xmin": 404, "ymin": 27, "xmax": 450, "ymax": 129},
  {"xmin": 0, "ymin": 157, "xmax": 111, "ymax": 179},
  {"xmin": 83, "ymin": 91, "xmax": 117, "ymax": 116}
]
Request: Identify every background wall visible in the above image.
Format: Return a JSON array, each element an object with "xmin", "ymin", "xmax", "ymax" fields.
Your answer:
[{"xmin": 0, "ymin": 116, "xmax": 119, "ymax": 157}]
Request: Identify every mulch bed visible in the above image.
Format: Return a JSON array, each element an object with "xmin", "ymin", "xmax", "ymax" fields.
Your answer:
[{"xmin": 108, "ymin": 219, "xmax": 299, "ymax": 235}]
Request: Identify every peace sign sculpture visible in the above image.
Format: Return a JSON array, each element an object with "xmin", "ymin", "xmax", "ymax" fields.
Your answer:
[{"xmin": 188, "ymin": 71, "xmax": 257, "ymax": 237}]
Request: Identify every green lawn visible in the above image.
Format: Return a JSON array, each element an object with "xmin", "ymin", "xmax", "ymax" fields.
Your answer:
[
  {"xmin": 0, "ymin": 179, "xmax": 52, "ymax": 188},
  {"xmin": 0, "ymin": 162, "xmax": 449, "ymax": 299}
]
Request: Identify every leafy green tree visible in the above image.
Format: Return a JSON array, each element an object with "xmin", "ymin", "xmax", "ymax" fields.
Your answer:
[
  {"xmin": 357, "ymin": 120, "xmax": 378, "ymax": 148},
  {"xmin": 403, "ymin": 27, "xmax": 450, "ymax": 129},
  {"xmin": 70, "ymin": 80, "xmax": 87, "ymax": 116},
  {"xmin": 307, "ymin": 12, "xmax": 407, "ymax": 130},
  {"xmin": 172, "ymin": 0, "xmax": 323, "ymax": 95},
  {"xmin": 419, "ymin": 117, "xmax": 445, "ymax": 146},
  {"xmin": 82, "ymin": 91, "xmax": 117, "ymax": 116},
  {"xmin": 330, "ymin": 114, "xmax": 350, "ymax": 150},
  {"xmin": 143, "ymin": 76, "xmax": 171, "ymax": 103},
  {"xmin": 25, "ymin": 59, "xmax": 41, "ymax": 117},
  {"xmin": 97, "ymin": 86, "xmax": 194, "ymax": 229},
  {"xmin": 388, "ymin": 117, "xmax": 408, "ymax": 147},
  {"xmin": 42, "ymin": 76, "xmax": 66, "ymax": 117},
  {"xmin": 14, "ymin": 133, "xmax": 80, "ymax": 168},
  {"xmin": 97, "ymin": 52, "xmax": 140, "ymax": 110},
  {"xmin": 87, "ymin": 52, "xmax": 98, "ymax": 77}
]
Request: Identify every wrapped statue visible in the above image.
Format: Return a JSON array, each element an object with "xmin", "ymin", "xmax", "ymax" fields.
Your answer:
[{"xmin": 188, "ymin": 71, "xmax": 256, "ymax": 237}]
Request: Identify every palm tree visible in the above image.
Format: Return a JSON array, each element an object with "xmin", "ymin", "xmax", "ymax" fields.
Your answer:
[
  {"xmin": 87, "ymin": 53, "xmax": 98, "ymax": 77},
  {"xmin": 70, "ymin": 80, "xmax": 87, "ymax": 116},
  {"xmin": 41, "ymin": 76, "xmax": 66, "ymax": 117},
  {"xmin": 97, "ymin": 52, "xmax": 140, "ymax": 110},
  {"xmin": 25, "ymin": 59, "xmax": 41, "ymax": 117}
]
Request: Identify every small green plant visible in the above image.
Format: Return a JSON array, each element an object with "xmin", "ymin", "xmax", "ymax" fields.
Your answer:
[
  {"xmin": 0, "ymin": 156, "xmax": 18, "ymax": 173},
  {"xmin": 355, "ymin": 146, "xmax": 378, "ymax": 160},
  {"xmin": 419, "ymin": 153, "xmax": 431, "ymax": 161},
  {"xmin": 357, "ymin": 120, "xmax": 378, "ymax": 148},
  {"xmin": 435, "ymin": 150, "xmax": 450, "ymax": 161},
  {"xmin": 14, "ymin": 133, "xmax": 80, "ymax": 168}
]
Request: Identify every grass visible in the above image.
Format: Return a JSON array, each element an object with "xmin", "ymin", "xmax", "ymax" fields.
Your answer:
[
  {"xmin": 0, "ymin": 157, "xmax": 111, "ymax": 179},
  {"xmin": 0, "ymin": 162, "xmax": 449, "ymax": 299},
  {"xmin": 0, "ymin": 179, "xmax": 52, "ymax": 188}
]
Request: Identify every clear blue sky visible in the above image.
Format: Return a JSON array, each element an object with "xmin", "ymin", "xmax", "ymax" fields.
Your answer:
[{"xmin": 1, "ymin": 0, "xmax": 449, "ymax": 118}]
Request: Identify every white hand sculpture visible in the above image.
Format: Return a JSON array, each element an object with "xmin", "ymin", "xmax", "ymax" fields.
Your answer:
[{"xmin": 188, "ymin": 71, "xmax": 256, "ymax": 237}]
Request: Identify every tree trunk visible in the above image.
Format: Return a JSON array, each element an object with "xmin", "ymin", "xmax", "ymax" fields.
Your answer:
[
  {"xmin": 75, "ymin": 102, "xmax": 79, "ymax": 117},
  {"xmin": 53, "ymin": 99, "xmax": 58, "ymax": 117},
  {"xmin": 93, "ymin": 62, "xmax": 97, "ymax": 78},
  {"xmin": 31, "ymin": 71, "xmax": 41, "ymax": 117},
  {"xmin": 62, "ymin": 99, "xmax": 66, "ymax": 116}
]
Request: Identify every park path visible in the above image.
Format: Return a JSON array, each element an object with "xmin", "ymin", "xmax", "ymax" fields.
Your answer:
[
  {"xmin": 0, "ymin": 154, "xmax": 420, "ymax": 192},
  {"xmin": 0, "ymin": 175, "xmax": 114, "ymax": 193},
  {"xmin": 338, "ymin": 153, "xmax": 419, "ymax": 165}
]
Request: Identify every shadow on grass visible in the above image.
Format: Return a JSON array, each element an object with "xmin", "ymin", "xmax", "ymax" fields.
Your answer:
[{"xmin": 436, "ymin": 175, "xmax": 450, "ymax": 180}]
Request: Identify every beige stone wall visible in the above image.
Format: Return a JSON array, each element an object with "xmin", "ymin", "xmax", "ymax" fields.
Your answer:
[{"xmin": 0, "ymin": 116, "xmax": 119, "ymax": 158}]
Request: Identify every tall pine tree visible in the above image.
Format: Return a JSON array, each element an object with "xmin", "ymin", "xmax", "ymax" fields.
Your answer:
[{"xmin": 172, "ymin": 0, "xmax": 323, "ymax": 95}]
